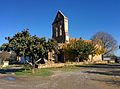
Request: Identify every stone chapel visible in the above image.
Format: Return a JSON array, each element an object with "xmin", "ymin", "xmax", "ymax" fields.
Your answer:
[
  {"xmin": 50, "ymin": 10, "xmax": 102, "ymax": 63},
  {"xmin": 52, "ymin": 10, "xmax": 69, "ymax": 43}
]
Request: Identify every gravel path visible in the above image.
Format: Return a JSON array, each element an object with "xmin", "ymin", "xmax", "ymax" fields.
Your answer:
[{"xmin": 0, "ymin": 64, "xmax": 120, "ymax": 89}]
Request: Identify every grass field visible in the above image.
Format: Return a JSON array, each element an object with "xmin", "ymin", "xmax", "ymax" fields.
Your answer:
[
  {"xmin": 15, "ymin": 65, "xmax": 80, "ymax": 77},
  {"xmin": 3, "ymin": 63, "xmax": 109, "ymax": 77}
]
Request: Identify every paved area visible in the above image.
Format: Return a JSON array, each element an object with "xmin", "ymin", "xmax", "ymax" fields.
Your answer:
[{"xmin": 0, "ymin": 64, "xmax": 120, "ymax": 89}]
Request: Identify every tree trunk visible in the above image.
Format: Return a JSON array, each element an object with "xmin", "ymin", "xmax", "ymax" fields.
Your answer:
[
  {"xmin": 31, "ymin": 56, "xmax": 35, "ymax": 74},
  {"xmin": 32, "ymin": 67, "xmax": 35, "ymax": 74}
]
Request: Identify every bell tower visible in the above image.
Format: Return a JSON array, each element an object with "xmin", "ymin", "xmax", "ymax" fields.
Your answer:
[{"xmin": 52, "ymin": 10, "xmax": 69, "ymax": 43}]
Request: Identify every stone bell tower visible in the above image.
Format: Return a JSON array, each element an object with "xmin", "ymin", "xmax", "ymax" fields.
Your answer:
[{"xmin": 52, "ymin": 10, "xmax": 69, "ymax": 43}]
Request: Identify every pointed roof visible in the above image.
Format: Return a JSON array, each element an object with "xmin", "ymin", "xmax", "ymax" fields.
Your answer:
[
  {"xmin": 52, "ymin": 10, "xmax": 68, "ymax": 25},
  {"xmin": 58, "ymin": 10, "xmax": 67, "ymax": 18}
]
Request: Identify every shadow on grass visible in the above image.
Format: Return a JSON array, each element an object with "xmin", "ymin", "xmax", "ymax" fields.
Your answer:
[
  {"xmin": 0, "ymin": 68, "xmax": 25, "ymax": 74},
  {"xmin": 85, "ymin": 70, "xmax": 120, "ymax": 76},
  {"xmin": 76, "ymin": 63, "xmax": 120, "ymax": 69},
  {"xmin": 91, "ymin": 77, "xmax": 120, "ymax": 86},
  {"xmin": 76, "ymin": 63, "xmax": 120, "ymax": 76}
]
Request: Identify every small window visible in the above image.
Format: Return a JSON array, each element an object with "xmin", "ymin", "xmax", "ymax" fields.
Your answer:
[
  {"xmin": 61, "ymin": 20, "xmax": 63, "ymax": 24},
  {"xmin": 56, "ymin": 27, "xmax": 58, "ymax": 37},
  {"xmin": 60, "ymin": 25, "xmax": 62, "ymax": 36}
]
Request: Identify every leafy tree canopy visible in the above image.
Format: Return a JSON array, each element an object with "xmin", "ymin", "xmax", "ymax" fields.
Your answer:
[
  {"xmin": 63, "ymin": 39, "xmax": 97, "ymax": 61},
  {"xmin": 0, "ymin": 29, "xmax": 58, "ymax": 66}
]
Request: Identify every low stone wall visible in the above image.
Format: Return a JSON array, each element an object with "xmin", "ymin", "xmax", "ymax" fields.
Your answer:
[
  {"xmin": 38, "ymin": 62, "xmax": 84, "ymax": 69},
  {"xmin": 38, "ymin": 60, "xmax": 112, "ymax": 69},
  {"xmin": 93, "ymin": 60, "xmax": 115, "ymax": 64}
]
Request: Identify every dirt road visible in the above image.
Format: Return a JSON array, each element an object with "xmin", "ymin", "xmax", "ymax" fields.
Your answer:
[{"xmin": 0, "ymin": 64, "xmax": 120, "ymax": 89}]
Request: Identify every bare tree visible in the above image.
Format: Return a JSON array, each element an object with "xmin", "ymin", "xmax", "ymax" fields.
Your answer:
[
  {"xmin": 0, "ymin": 51, "xmax": 11, "ymax": 61},
  {"xmin": 91, "ymin": 32, "xmax": 117, "ymax": 56}
]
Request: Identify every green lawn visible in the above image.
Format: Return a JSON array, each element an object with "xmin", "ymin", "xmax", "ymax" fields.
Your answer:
[
  {"xmin": 15, "ymin": 63, "xmax": 109, "ymax": 77},
  {"xmin": 15, "ymin": 68, "xmax": 53, "ymax": 76},
  {"xmin": 15, "ymin": 65, "xmax": 80, "ymax": 77}
]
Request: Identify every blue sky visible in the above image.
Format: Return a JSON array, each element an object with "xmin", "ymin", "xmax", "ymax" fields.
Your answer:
[{"xmin": 0, "ymin": 0, "xmax": 120, "ymax": 56}]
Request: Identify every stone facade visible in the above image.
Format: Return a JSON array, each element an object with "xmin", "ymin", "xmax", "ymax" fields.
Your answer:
[
  {"xmin": 51, "ymin": 10, "xmax": 102, "ymax": 62},
  {"xmin": 52, "ymin": 10, "xmax": 69, "ymax": 43}
]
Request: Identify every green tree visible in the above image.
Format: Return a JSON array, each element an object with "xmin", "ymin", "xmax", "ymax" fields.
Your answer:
[
  {"xmin": 46, "ymin": 39, "xmax": 58, "ymax": 53},
  {"xmin": 0, "ymin": 30, "xmax": 46, "ymax": 72},
  {"xmin": 63, "ymin": 39, "xmax": 97, "ymax": 61},
  {"xmin": 0, "ymin": 29, "xmax": 59, "ymax": 73}
]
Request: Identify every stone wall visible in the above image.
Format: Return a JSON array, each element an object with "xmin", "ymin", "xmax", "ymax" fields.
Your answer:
[
  {"xmin": 38, "ymin": 62, "xmax": 84, "ymax": 68},
  {"xmin": 38, "ymin": 61, "xmax": 109, "ymax": 69}
]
